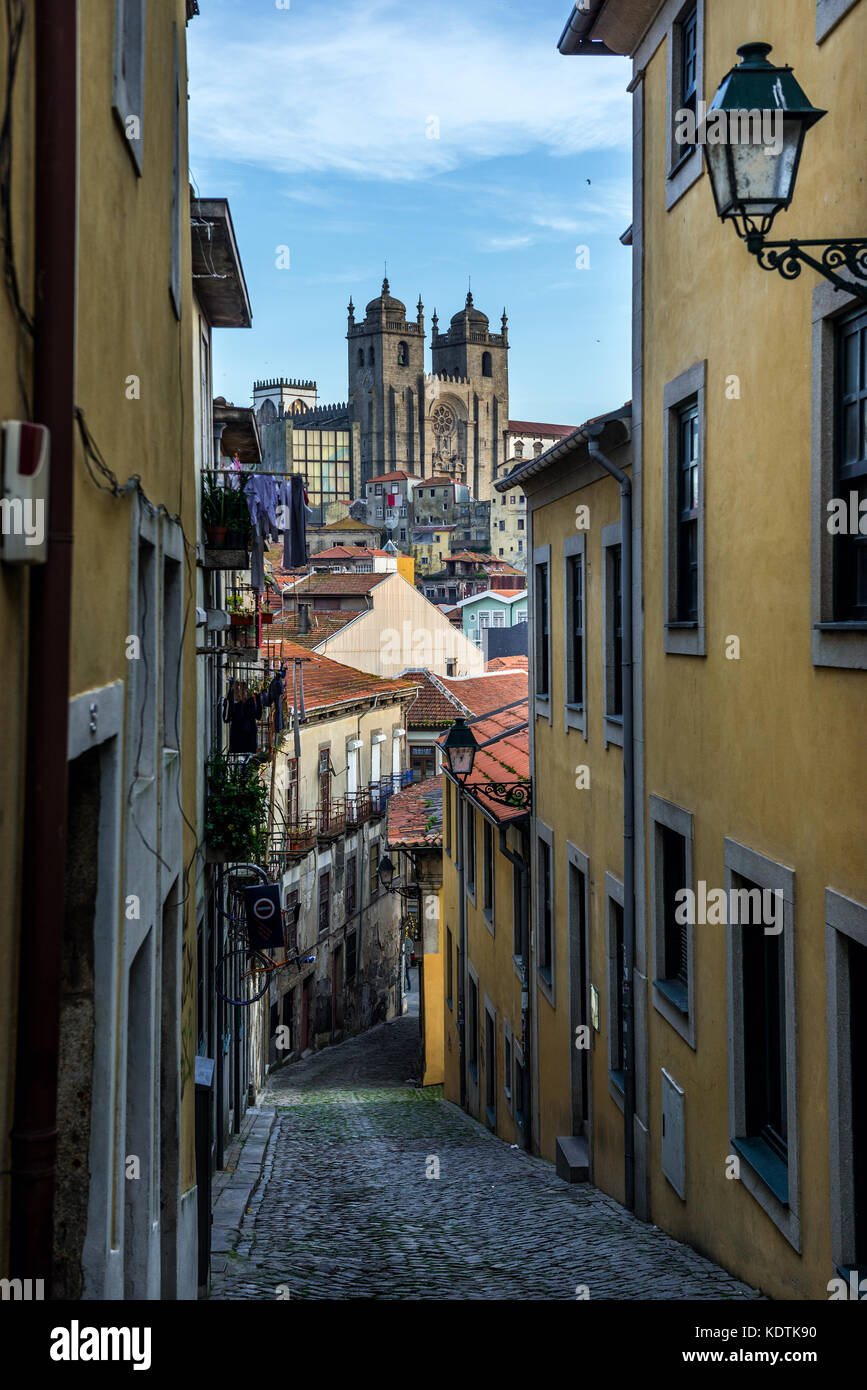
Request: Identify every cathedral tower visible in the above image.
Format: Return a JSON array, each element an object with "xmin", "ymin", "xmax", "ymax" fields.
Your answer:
[{"xmin": 347, "ymin": 279, "xmax": 426, "ymax": 488}]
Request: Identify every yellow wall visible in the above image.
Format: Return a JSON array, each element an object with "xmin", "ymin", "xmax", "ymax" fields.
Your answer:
[
  {"xmin": 638, "ymin": 0, "xmax": 867, "ymax": 1298},
  {"xmin": 526, "ymin": 460, "xmax": 627, "ymax": 1188},
  {"xmin": 396, "ymin": 553, "xmax": 415, "ymax": 585},
  {"xmin": 441, "ymin": 776, "xmax": 528, "ymax": 1143}
]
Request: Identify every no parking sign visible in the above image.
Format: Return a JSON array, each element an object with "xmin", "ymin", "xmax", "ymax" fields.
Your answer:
[{"xmin": 242, "ymin": 883, "xmax": 284, "ymax": 951}]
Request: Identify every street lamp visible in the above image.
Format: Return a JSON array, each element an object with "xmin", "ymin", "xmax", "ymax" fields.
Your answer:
[
  {"xmin": 442, "ymin": 717, "xmax": 478, "ymax": 781},
  {"xmin": 703, "ymin": 43, "xmax": 867, "ymax": 299},
  {"xmin": 377, "ymin": 853, "xmax": 396, "ymax": 892}
]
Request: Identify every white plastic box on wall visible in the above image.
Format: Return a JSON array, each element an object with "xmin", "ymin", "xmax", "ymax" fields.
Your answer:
[{"xmin": 1, "ymin": 420, "xmax": 50, "ymax": 564}]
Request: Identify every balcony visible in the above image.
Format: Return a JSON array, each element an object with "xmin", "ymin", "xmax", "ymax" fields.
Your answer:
[
  {"xmin": 369, "ymin": 770, "xmax": 414, "ymax": 813},
  {"xmin": 267, "ymin": 817, "xmax": 320, "ymax": 868},
  {"xmin": 340, "ymin": 789, "xmax": 374, "ymax": 827},
  {"xmin": 201, "ymin": 468, "xmax": 252, "ymax": 570}
]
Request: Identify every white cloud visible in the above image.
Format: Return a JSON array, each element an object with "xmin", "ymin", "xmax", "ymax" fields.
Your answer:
[
  {"xmin": 189, "ymin": 0, "xmax": 632, "ymax": 183},
  {"xmin": 481, "ymin": 234, "xmax": 535, "ymax": 252}
]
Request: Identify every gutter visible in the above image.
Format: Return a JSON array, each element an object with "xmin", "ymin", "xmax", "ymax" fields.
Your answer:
[
  {"xmin": 495, "ymin": 405, "xmax": 631, "ymax": 493},
  {"xmin": 586, "ymin": 423, "xmax": 637, "ymax": 1213},
  {"xmin": 557, "ymin": 2, "xmax": 616, "ymax": 55},
  {"xmin": 11, "ymin": 0, "xmax": 78, "ymax": 1284}
]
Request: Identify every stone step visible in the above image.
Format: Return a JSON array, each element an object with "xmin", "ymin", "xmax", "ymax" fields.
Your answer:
[{"xmin": 555, "ymin": 1134, "xmax": 589, "ymax": 1184}]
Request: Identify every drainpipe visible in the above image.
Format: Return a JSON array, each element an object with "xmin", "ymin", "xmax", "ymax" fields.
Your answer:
[
  {"xmin": 498, "ymin": 823, "xmax": 531, "ymax": 1151},
  {"xmin": 10, "ymin": 0, "xmax": 78, "ymax": 1284},
  {"xmin": 453, "ymin": 777, "xmax": 467, "ymax": 1109},
  {"xmin": 587, "ymin": 425, "xmax": 636, "ymax": 1212}
]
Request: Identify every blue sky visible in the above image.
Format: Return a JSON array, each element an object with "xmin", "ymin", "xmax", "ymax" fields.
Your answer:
[{"xmin": 188, "ymin": 0, "xmax": 633, "ymax": 429}]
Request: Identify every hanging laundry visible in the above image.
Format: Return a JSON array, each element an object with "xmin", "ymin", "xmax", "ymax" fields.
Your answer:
[
  {"xmin": 262, "ymin": 665, "xmax": 287, "ymax": 735},
  {"xmin": 283, "ymin": 473, "xmax": 311, "ymax": 570},
  {"xmin": 222, "ymin": 677, "xmax": 263, "ymax": 754}
]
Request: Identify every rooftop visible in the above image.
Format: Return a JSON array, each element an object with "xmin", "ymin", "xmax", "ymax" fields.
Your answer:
[
  {"xmin": 436, "ymin": 668, "xmax": 528, "ymax": 717},
  {"xmin": 267, "ymin": 609, "xmax": 357, "ymax": 648},
  {"xmin": 280, "ymin": 572, "xmax": 388, "ymax": 597},
  {"xmin": 368, "ymin": 470, "xmax": 417, "ymax": 485},
  {"xmin": 508, "ymin": 419, "xmax": 577, "ymax": 438},
  {"xmin": 486, "ymin": 654, "xmax": 529, "ymax": 672},
  {"xmin": 258, "ymin": 641, "xmax": 419, "ymax": 711},
  {"xmin": 440, "ymin": 700, "xmax": 530, "ymax": 825},
  {"xmin": 386, "ymin": 779, "xmax": 443, "ymax": 849},
  {"xmin": 405, "ymin": 671, "xmax": 461, "ymax": 728}
]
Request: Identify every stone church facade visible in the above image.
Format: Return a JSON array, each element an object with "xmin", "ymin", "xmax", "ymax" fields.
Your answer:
[{"xmin": 347, "ymin": 279, "xmax": 510, "ymax": 502}]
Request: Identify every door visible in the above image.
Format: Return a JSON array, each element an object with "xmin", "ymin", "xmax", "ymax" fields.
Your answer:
[
  {"xmin": 569, "ymin": 861, "xmax": 590, "ymax": 1138},
  {"xmin": 301, "ymin": 976, "xmax": 310, "ymax": 1052},
  {"xmin": 332, "ymin": 945, "xmax": 344, "ymax": 1033}
]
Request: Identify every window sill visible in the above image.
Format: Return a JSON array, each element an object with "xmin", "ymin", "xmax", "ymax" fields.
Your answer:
[
  {"xmin": 814, "ymin": 621, "xmax": 867, "ymax": 631},
  {"xmin": 604, "ymin": 714, "xmax": 624, "ymax": 749},
  {"xmin": 731, "ymin": 1135, "xmax": 789, "ymax": 1207},
  {"xmin": 654, "ymin": 977, "xmax": 688, "ymax": 1013},
  {"xmin": 665, "ymin": 620, "xmax": 698, "ymax": 630}
]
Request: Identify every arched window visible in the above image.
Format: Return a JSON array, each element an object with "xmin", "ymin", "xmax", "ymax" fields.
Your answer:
[
  {"xmin": 368, "ymin": 346, "xmax": 375, "ymax": 366},
  {"xmin": 357, "ymin": 348, "xmax": 364, "ymax": 368},
  {"xmin": 533, "ymin": 441, "xmax": 543, "ymax": 457},
  {"xmin": 482, "ymin": 351, "xmax": 492, "ymax": 377},
  {"xmin": 514, "ymin": 440, "xmax": 524, "ymax": 459},
  {"xmin": 257, "ymin": 397, "xmax": 277, "ymax": 424},
  {"xmin": 397, "ymin": 341, "xmax": 408, "ymax": 366}
]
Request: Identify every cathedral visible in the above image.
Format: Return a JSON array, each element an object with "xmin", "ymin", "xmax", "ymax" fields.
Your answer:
[
  {"xmin": 252, "ymin": 279, "xmax": 512, "ymax": 506},
  {"xmin": 346, "ymin": 279, "xmax": 509, "ymax": 501}
]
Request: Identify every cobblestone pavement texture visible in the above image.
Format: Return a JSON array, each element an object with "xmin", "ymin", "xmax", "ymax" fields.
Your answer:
[{"xmin": 210, "ymin": 1013, "xmax": 759, "ymax": 1301}]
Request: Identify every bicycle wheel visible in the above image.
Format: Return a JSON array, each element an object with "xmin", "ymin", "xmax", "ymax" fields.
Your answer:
[{"xmin": 216, "ymin": 946, "xmax": 273, "ymax": 1006}]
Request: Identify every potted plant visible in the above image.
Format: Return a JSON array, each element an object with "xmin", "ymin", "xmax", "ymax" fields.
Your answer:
[
  {"xmin": 202, "ymin": 475, "xmax": 228, "ymax": 546},
  {"xmin": 205, "ymin": 750, "xmax": 269, "ymax": 862}
]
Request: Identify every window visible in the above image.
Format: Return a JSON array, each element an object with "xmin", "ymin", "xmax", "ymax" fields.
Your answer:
[
  {"xmin": 468, "ymin": 973, "xmax": 479, "ymax": 1079},
  {"xmin": 485, "ymin": 1006, "xmax": 496, "ymax": 1125},
  {"xmin": 368, "ymin": 347, "xmax": 375, "ymax": 366},
  {"xmin": 650, "ymin": 796, "xmax": 694, "ymax": 1044},
  {"xmin": 537, "ymin": 830, "xmax": 553, "ymax": 987},
  {"xmin": 499, "ymin": 520, "xmax": 505, "ymax": 532},
  {"xmin": 446, "ymin": 926, "xmax": 454, "ymax": 1008},
  {"xmin": 318, "ymin": 747, "xmax": 331, "ymax": 828},
  {"xmin": 725, "ymin": 838, "xmax": 799, "ymax": 1246},
  {"xmin": 112, "ymin": 0, "xmax": 145, "ymax": 174},
  {"xmin": 369, "ymin": 840, "xmax": 380, "ymax": 898},
  {"xmin": 513, "ymin": 861, "xmax": 523, "ymax": 960},
  {"xmin": 479, "ymin": 611, "xmax": 490, "ymax": 629},
  {"xmin": 285, "ymin": 887, "xmax": 299, "ymax": 952},
  {"xmin": 346, "ymin": 855, "xmax": 357, "ymax": 917},
  {"xmin": 464, "ymin": 806, "xmax": 476, "ymax": 897},
  {"xmin": 677, "ymin": 402, "xmax": 699, "ymax": 622},
  {"xmin": 603, "ymin": 530, "xmax": 623, "ymax": 730},
  {"xmin": 445, "ymin": 658, "xmax": 456, "ymax": 676},
  {"xmin": 517, "ymin": 518, "xmax": 524, "ymax": 530},
  {"xmin": 680, "ymin": 4, "xmax": 698, "ymax": 121},
  {"xmin": 666, "ymin": 1, "xmax": 705, "ymax": 208},
  {"xmin": 483, "ymin": 819, "xmax": 494, "ymax": 923},
  {"xmin": 318, "ymin": 870, "xmax": 331, "ymax": 936},
  {"xmin": 609, "ymin": 897, "xmax": 626, "ymax": 1086},
  {"xmin": 482, "ymin": 351, "xmax": 492, "ymax": 377},
  {"xmin": 534, "ymin": 549, "xmax": 550, "ymax": 703},
  {"xmin": 834, "ymin": 305, "xmax": 867, "ymax": 620},
  {"xmin": 397, "ymin": 341, "xmax": 408, "ymax": 366},
  {"xmin": 566, "ymin": 547, "xmax": 585, "ymax": 715},
  {"xmin": 357, "ymin": 349, "xmax": 364, "ymax": 368},
  {"xmin": 664, "ymin": 362, "xmax": 706, "ymax": 653}
]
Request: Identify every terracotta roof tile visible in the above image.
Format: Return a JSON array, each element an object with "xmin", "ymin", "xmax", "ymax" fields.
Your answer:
[
  {"xmin": 283, "ymin": 572, "xmax": 387, "ymax": 596},
  {"xmin": 486, "ymin": 654, "xmax": 529, "ymax": 671},
  {"xmin": 439, "ymin": 700, "xmax": 530, "ymax": 824},
  {"xmin": 258, "ymin": 641, "xmax": 420, "ymax": 711},
  {"xmin": 268, "ymin": 608, "xmax": 357, "ymax": 647},
  {"xmin": 406, "ymin": 670, "xmax": 461, "ymax": 728},
  {"xmin": 386, "ymin": 779, "xmax": 443, "ymax": 848},
  {"xmin": 507, "ymin": 419, "xmax": 577, "ymax": 437},
  {"xmin": 436, "ymin": 669, "xmax": 528, "ymax": 716}
]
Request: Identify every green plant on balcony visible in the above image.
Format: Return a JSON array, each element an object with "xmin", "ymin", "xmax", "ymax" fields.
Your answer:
[
  {"xmin": 201, "ymin": 476, "xmax": 252, "ymax": 548},
  {"xmin": 205, "ymin": 750, "xmax": 269, "ymax": 861}
]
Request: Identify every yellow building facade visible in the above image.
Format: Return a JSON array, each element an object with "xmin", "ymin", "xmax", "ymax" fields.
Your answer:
[{"xmin": 0, "ymin": 0, "xmax": 201, "ymax": 1297}]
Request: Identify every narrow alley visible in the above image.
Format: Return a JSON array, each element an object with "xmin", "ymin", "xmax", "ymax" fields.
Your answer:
[{"xmin": 209, "ymin": 999, "xmax": 758, "ymax": 1301}]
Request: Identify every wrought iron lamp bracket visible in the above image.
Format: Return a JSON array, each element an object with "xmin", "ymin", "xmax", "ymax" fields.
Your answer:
[{"xmin": 744, "ymin": 234, "xmax": 867, "ymax": 301}]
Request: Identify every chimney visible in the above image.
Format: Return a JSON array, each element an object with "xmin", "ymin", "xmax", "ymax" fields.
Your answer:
[{"xmin": 297, "ymin": 601, "xmax": 311, "ymax": 636}]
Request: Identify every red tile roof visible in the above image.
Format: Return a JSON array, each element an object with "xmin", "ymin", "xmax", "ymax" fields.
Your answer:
[
  {"xmin": 258, "ymin": 641, "xmax": 420, "ymax": 711},
  {"xmin": 486, "ymin": 654, "xmax": 529, "ymax": 671},
  {"xmin": 438, "ymin": 700, "xmax": 530, "ymax": 824},
  {"xmin": 368, "ymin": 470, "xmax": 416, "ymax": 484},
  {"xmin": 282, "ymin": 572, "xmax": 387, "ymax": 597},
  {"xmin": 386, "ymin": 779, "xmax": 443, "ymax": 849},
  {"xmin": 436, "ymin": 669, "xmax": 528, "ymax": 716},
  {"xmin": 406, "ymin": 671, "xmax": 461, "ymax": 728},
  {"xmin": 310, "ymin": 545, "xmax": 380, "ymax": 562},
  {"xmin": 508, "ymin": 420, "xmax": 577, "ymax": 438},
  {"xmin": 267, "ymin": 608, "xmax": 357, "ymax": 647}
]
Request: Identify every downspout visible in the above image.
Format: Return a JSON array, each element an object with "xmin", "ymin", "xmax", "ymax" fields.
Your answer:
[
  {"xmin": 587, "ymin": 425, "xmax": 636, "ymax": 1212},
  {"xmin": 498, "ymin": 823, "xmax": 530, "ymax": 1152},
  {"xmin": 453, "ymin": 775, "xmax": 467, "ymax": 1109},
  {"xmin": 10, "ymin": 0, "xmax": 78, "ymax": 1283}
]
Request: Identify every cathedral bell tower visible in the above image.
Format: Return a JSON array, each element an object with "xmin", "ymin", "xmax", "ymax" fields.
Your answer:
[{"xmin": 347, "ymin": 279, "xmax": 426, "ymax": 488}]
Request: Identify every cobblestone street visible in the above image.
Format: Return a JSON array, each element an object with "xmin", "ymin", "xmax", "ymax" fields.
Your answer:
[{"xmin": 210, "ymin": 1007, "xmax": 758, "ymax": 1301}]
